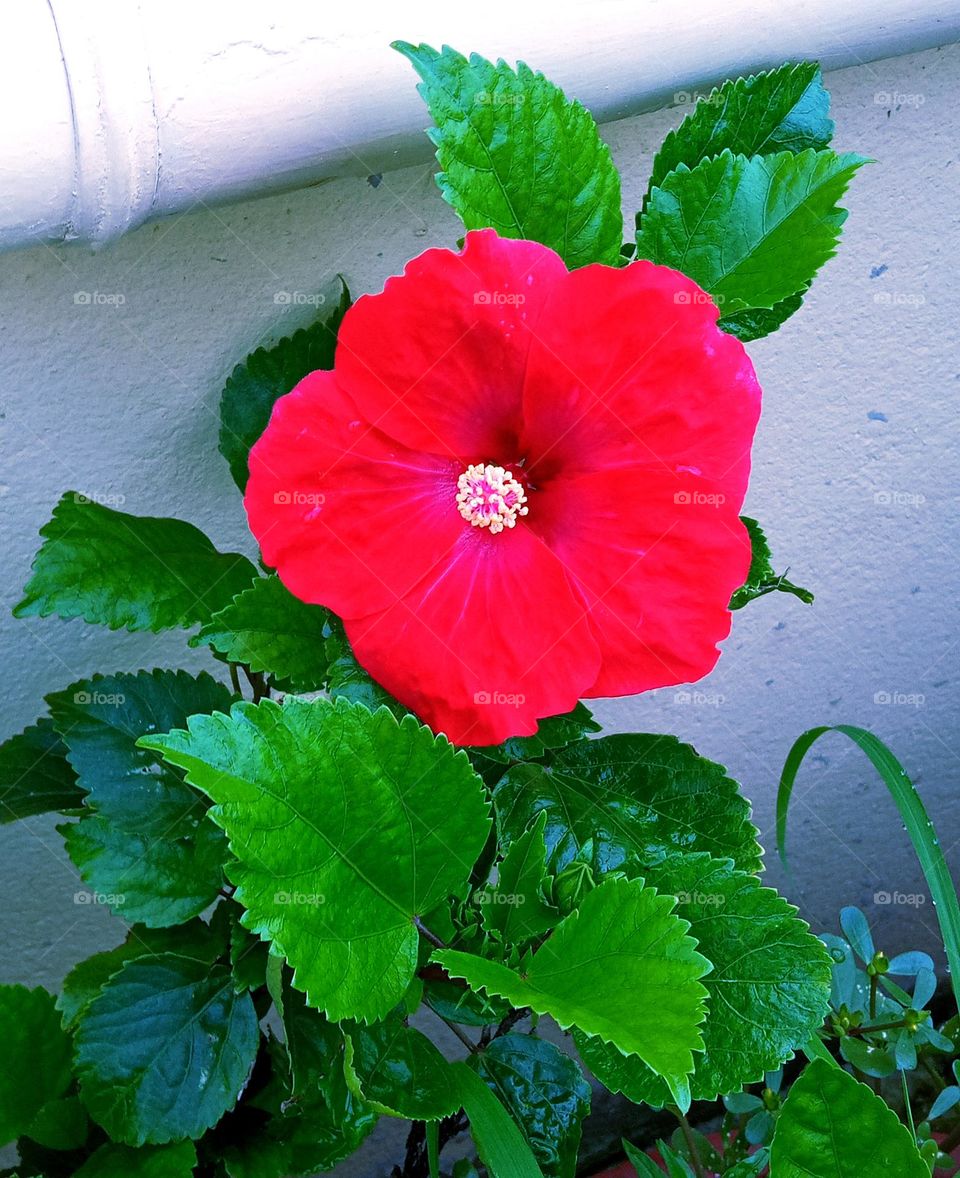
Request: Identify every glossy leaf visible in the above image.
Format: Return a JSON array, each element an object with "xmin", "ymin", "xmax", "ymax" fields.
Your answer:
[
  {"xmin": 0, "ymin": 985, "xmax": 72, "ymax": 1146},
  {"xmin": 219, "ymin": 281, "xmax": 350, "ymax": 490},
  {"xmin": 14, "ymin": 493, "xmax": 257, "ymax": 632},
  {"xmin": 730, "ymin": 518, "xmax": 813, "ymax": 610},
  {"xmin": 73, "ymin": 1142, "xmax": 198, "ymax": 1178},
  {"xmin": 469, "ymin": 1034, "xmax": 590, "ymax": 1178},
  {"xmin": 480, "ymin": 812, "xmax": 560, "ymax": 947},
  {"xmin": 469, "ymin": 703, "xmax": 601, "ymax": 765},
  {"xmin": 0, "ymin": 718, "xmax": 83, "ymax": 823},
  {"xmin": 578, "ymin": 854, "xmax": 831, "ymax": 1103},
  {"xmin": 770, "ymin": 1058, "xmax": 927, "ymax": 1176},
  {"xmin": 494, "ymin": 733, "xmax": 761, "ymax": 877},
  {"xmin": 346, "ymin": 1016, "xmax": 460, "ymax": 1120},
  {"xmin": 395, "ymin": 42, "xmax": 622, "ymax": 267},
  {"xmin": 142, "ymin": 697, "xmax": 492, "ymax": 1022},
  {"xmin": 454, "ymin": 1060, "xmax": 545, "ymax": 1178},
  {"xmin": 437, "ymin": 876, "xmax": 709, "ymax": 1108},
  {"xmin": 75, "ymin": 954, "xmax": 259, "ymax": 1145}
]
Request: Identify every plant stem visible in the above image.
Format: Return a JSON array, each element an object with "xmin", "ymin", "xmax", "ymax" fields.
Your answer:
[
  {"xmin": 845, "ymin": 1018, "xmax": 912, "ymax": 1037},
  {"xmin": 901, "ymin": 1069, "xmax": 916, "ymax": 1139},
  {"xmin": 438, "ymin": 1015, "xmax": 479, "ymax": 1054},
  {"xmin": 673, "ymin": 1107, "xmax": 708, "ymax": 1178},
  {"xmin": 870, "ymin": 973, "xmax": 879, "ymax": 1020},
  {"xmin": 414, "ymin": 916, "xmax": 447, "ymax": 949},
  {"xmin": 229, "ymin": 662, "xmax": 242, "ymax": 696}
]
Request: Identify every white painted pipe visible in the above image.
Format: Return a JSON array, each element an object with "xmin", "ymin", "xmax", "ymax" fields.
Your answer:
[{"xmin": 2, "ymin": 0, "xmax": 959, "ymax": 251}]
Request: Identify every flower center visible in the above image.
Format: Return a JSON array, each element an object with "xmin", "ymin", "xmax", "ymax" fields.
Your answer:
[{"xmin": 456, "ymin": 462, "xmax": 529, "ymax": 535}]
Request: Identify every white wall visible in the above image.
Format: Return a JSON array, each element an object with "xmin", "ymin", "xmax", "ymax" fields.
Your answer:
[{"xmin": 2, "ymin": 42, "xmax": 958, "ymax": 1012}]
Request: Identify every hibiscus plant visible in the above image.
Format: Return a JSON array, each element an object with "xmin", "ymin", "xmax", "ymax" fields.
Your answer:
[{"xmin": 1, "ymin": 42, "xmax": 953, "ymax": 1178}]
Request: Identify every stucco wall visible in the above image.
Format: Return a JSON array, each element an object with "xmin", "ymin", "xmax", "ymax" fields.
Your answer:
[{"xmin": 2, "ymin": 39, "xmax": 957, "ymax": 1032}]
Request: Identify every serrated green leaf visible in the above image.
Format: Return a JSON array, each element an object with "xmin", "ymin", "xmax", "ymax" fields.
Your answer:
[
  {"xmin": 436, "ymin": 876, "xmax": 710, "ymax": 1108},
  {"xmin": 73, "ymin": 1141, "xmax": 197, "ymax": 1178},
  {"xmin": 719, "ymin": 286, "xmax": 808, "ymax": 342},
  {"xmin": 454, "ymin": 1061, "xmax": 546, "ymax": 1178},
  {"xmin": 0, "ymin": 986, "xmax": 72, "ymax": 1146},
  {"xmin": 141, "ymin": 696, "xmax": 492, "ymax": 1022},
  {"xmin": 219, "ymin": 281, "xmax": 350, "ymax": 491},
  {"xmin": 770, "ymin": 1058, "xmax": 928, "ymax": 1176},
  {"xmin": 394, "ymin": 42, "xmax": 622, "ymax": 268},
  {"xmin": 493, "ymin": 733, "xmax": 761, "ymax": 878},
  {"xmin": 0, "ymin": 718, "xmax": 83, "ymax": 824},
  {"xmin": 730, "ymin": 518, "xmax": 814, "ymax": 610},
  {"xmin": 468, "ymin": 703, "xmax": 601, "ymax": 766},
  {"xmin": 479, "ymin": 812, "xmax": 559, "ymax": 947},
  {"xmin": 192, "ymin": 575, "xmax": 334, "ymax": 691},
  {"xmin": 423, "ymin": 978, "xmax": 512, "ymax": 1027},
  {"xmin": 636, "ymin": 149, "xmax": 866, "ymax": 315},
  {"xmin": 14, "ymin": 493, "xmax": 257, "ymax": 632},
  {"xmin": 345, "ymin": 1015, "xmax": 460, "ymax": 1120},
  {"xmin": 75, "ymin": 954, "xmax": 259, "ymax": 1145},
  {"xmin": 578, "ymin": 853, "xmax": 831, "ymax": 1104},
  {"xmin": 646, "ymin": 63, "xmax": 833, "ymax": 206},
  {"xmin": 469, "ymin": 1034, "xmax": 590, "ymax": 1178}
]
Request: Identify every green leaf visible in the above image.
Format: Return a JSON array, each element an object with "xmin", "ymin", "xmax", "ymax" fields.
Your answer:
[
  {"xmin": 770, "ymin": 1058, "xmax": 928, "ymax": 1176},
  {"xmin": 192, "ymin": 575, "xmax": 334, "ymax": 691},
  {"xmin": 73, "ymin": 1142, "xmax": 197, "ymax": 1178},
  {"xmin": 345, "ymin": 1016, "xmax": 460, "ymax": 1120},
  {"xmin": 493, "ymin": 733, "xmax": 761, "ymax": 878},
  {"xmin": 436, "ymin": 876, "xmax": 710, "ymax": 1108},
  {"xmin": 394, "ymin": 42, "xmax": 622, "ymax": 268},
  {"xmin": 719, "ymin": 286, "xmax": 808, "ymax": 342},
  {"xmin": 454, "ymin": 1060, "xmax": 546, "ymax": 1178},
  {"xmin": 778, "ymin": 726, "xmax": 960, "ymax": 1012},
  {"xmin": 468, "ymin": 703, "xmax": 601, "ymax": 766},
  {"xmin": 577, "ymin": 854, "xmax": 831, "ymax": 1104},
  {"xmin": 0, "ymin": 985, "xmax": 72, "ymax": 1146},
  {"xmin": 24, "ymin": 1094, "xmax": 88, "ymax": 1150},
  {"xmin": 0, "ymin": 718, "xmax": 83, "ymax": 823},
  {"xmin": 623, "ymin": 1137, "xmax": 668, "ymax": 1176},
  {"xmin": 14, "ymin": 493, "xmax": 257, "ymax": 632},
  {"xmin": 75, "ymin": 953, "xmax": 259, "ymax": 1145},
  {"xmin": 479, "ymin": 812, "xmax": 559, "ymax": 946},
  {"xmin": 636, "ymin": 149, "xmax": 866, "ymax": 315},
  {"xmin": 469, "ymin": 1034, "xmax": 590, "ymax": 1178},
  {"xmin": 219, "ymin": 280, "xmax": 350, "ymax": 491},
  {"xmin": 730, "ymin": 518, "xmax": 814, "ymax": 610},
  {"xmin": 423, "ymin": 978, "xmax": 512, "ymax": 1027},
  {"xmin": 141, "ymin": 696, "xmax": 492, "ymax": 1022},
  {"xmin": 645, "ymin": 63, "xmax": 833, "ymax": 206},
  {"xmin": 325, "ymin": 618, "xmax": 410, "ymax": 719}
]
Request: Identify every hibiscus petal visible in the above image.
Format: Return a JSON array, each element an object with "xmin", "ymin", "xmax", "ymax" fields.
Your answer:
[
  {"xmin": 520, "ymin": 260, "xmax": 761, "ymax": 498},
  {"xmin": 527, "ymin": 467, "xmax": 751, "ymax": 697},
  {"xmin": 245, "ymin": 371, "xmax": 465, "ymax": 618},
  {"xmin": 345, "ymin": 526, "xmax": 601, "ymax": 746},
  {"xmin": 335, "ymin": 229, "xmax": 567, "ymax": 461}
]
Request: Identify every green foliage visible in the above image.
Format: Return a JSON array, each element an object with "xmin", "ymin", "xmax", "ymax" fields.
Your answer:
[
  {"xmin": 14, "ymin": 493, "xmax": 257, "ymax": 632},
  {"xmin": 73, "ymin": 1142, "xmax": 197, "ymax": 1178},
  {"xmin": 394, "ymin": 42, "xmax": 622, "ymax": 267},
  {"xmin": 0, "ymin": 718, "xmax": 84, "ymax": 823},
  {"xmin": 345, "ymin": 1016, "xmax": 460, "ymax": 1120},
  {"xmin": 219, "ymin": 281, "xmax": 350, "ymax": 490},
  {"xmin": 478, "ymin": 812, "xmax": 560, "ymax": 947},
  {"xmin": 453, "ymin": 1061, "xmax": 546, "ymax": 1178},
  {"xmin": 770, "ymin": 1059, "xmax": 928, "ymax": 1176},
  {"xmin": 0, "ymin": 985, "xmax": 73, "ymax": 1146},
  {"xmin": 730, "ymin": 517, "xmax": 814, "ymax": 609}
]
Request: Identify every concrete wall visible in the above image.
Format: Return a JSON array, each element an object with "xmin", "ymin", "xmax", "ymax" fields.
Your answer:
[{"xmin": 2, "ymin": 39, "xmax": 957, "ymax": 1034}]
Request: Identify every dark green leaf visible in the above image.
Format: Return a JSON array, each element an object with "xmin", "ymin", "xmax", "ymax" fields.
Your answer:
[
  {"xmin": 0, "ymin": 986, "xmax": 72, "ymax": 1146},
  {"xmin": 394, "ymin": 42, "xmax": 622, "ymax": 267},
  {"xmin": 469, "ymin": 1034, "xmax": 590, "ymax": 1178},
  {"xmin": 578, "ymin": 854, "xmax": 831, "ymax": 1104},
  {"xmin": 423, "ymin": 978, "xmax": 511, "ymax": 1027},
  {"xmin": 192, "ymin": 575, "xmax": 334, "ymax": 692},
  {"xmin": 219, "ymin": 281, "xmax": 350, "ymax": 491},
  {"xmin": 73, "ymin": 1142, "xmax": 197, "ymax": 1178},
  {"xmin": 645, "ymin": 63, "xmax": 833, "ymax": 206},
  {"xmin": 636, "ymin": 149, "xmax": 866, "ymax": 315},
  {"xmin": 346, "ymin": 1016, "xmax": 460, "ymax": 1120},
  {"xmin": 14, "ymin": 493, "xmax": 257, "ymax": 632},
  {"xmin": 494, "ymin": 733, "xmax": 761, "ymax": 877},
  {"xmin": 730, "ymin": 518, "xmax": 813, "ymax": 610},
  {"xmin": 24, "ymin": 1095, "xmax": 88, "ymax": 1150},
  {"xmin": 719, "ymin": 287, "xmax": 808, "ymax": 342},
  {"xmin": 0, "ymin": 718, "xmax": 83, "ymax": 824},
  {"xmin": 325, "ymin": 621, "xmax": 410, "ymax": 719},
  {"xmin": 141, "ymin": 697, "xmax": 492, "ymax": 1022},
  {"xmin": 770, "ymin": 1058, "xmax": 927, "ymax": 1175},
  {"xmin": 468, "ymin": 703, "xmax": 601, "ymax": 766},
  {"xmin": 478, "ymin": 812, "xmax": 559, "ymax": 947},
  {"xmin": 437, "ymin": 876, "xmax": 710, "ymax": 1109},
  {"xmin": 75, "ymin": 954, "xmax": 259, "ymax": 1145},
  {"xmin": 454, "ymin": 1061, "xmax": 545, "ymax": 1178}
]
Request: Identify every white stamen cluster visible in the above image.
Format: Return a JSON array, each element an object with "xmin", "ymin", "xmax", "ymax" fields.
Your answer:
[{"xmin": 456, "ymin": 462, "xmax": 529, "ymax": 535}]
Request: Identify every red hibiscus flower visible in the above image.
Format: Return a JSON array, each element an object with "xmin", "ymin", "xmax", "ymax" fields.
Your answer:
[{"xmin": 245, "ymin": 230, "xmax": 761, "ymax": 746}]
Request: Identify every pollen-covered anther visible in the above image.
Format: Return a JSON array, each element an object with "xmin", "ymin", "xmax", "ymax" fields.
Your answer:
[{"xmin": 456, "ymin": 462, "xmax": 529, "ymax": 535}]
